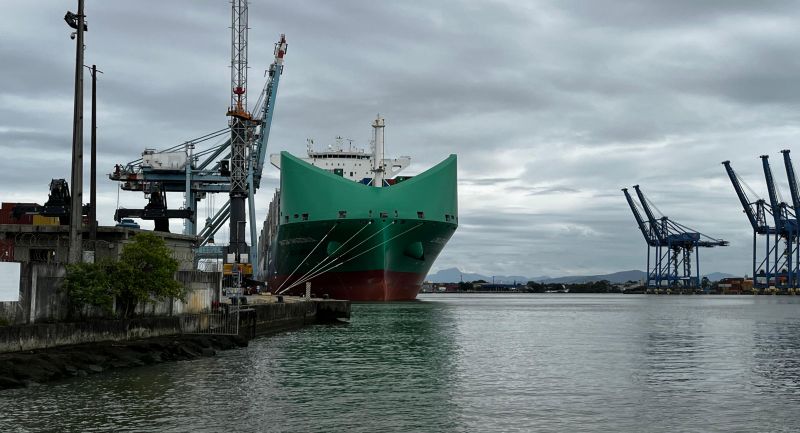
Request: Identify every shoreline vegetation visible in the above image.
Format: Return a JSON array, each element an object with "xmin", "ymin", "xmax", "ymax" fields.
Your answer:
[{"xmin": 422, "ymin": 277, "xmax": 753, "ymax": 294}]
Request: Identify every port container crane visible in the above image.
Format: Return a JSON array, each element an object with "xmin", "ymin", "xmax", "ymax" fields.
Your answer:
[
  {"xmin": 760, "ymin": 155, "xmax": 798, "ymax": 289},
  {"xmin": 722, "ymin": 159, "xmax": 778, "ymax": 289},
  {"xmin": 109, "ymin": 4, "xmax": 286, "ymax": 273},
  {"xmin": 623, "ymin": 187, "xmax": 663, "ymax": 287},
  {"xmin": 780, "ymin": 149, "xmax": 800, "ymax": 288},
  {"xmin": 622, "ymin": 185, "xmax": 728, "ymax": 290}
]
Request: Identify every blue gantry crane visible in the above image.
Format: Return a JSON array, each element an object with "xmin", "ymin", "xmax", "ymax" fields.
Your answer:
[
  {"xmin": 781, "ymin": 149, "xmax": 800, "ymax": 288},
  {"xmin": 623, "ymin": 185, "xmax": 728, "ymax": 290},
  {"xmin": 760, "ymin": 154, "xmax": 798, "ymax": 289},
  {"xmin": 110, "ymin": 26, "xmax": 287, "ymax": 273},
  {"xmin": 723, "ymin": 153, "xmax": 799, "ymax": 290},
  {"xmin": 722, "ymin": 159, "xmax": 772, "ymax": 288}
]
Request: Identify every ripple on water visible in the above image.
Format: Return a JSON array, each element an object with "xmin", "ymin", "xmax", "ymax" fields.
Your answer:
[{"xmin": 2, "ymin": 294, "xmax": 800, "ymax": 432}]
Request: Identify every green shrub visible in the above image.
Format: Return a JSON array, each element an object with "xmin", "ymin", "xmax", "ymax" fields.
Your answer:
[
  {"xmin": 64, "ymin": 232, "xmax": 185, "ymax": 318},
  {"xmin": 63, "ymin": 260, "xmax": 116, "ymax": 316},
  {"xmin": 113, "ymin": 232, "xmax": 185, "ymax": 317}
]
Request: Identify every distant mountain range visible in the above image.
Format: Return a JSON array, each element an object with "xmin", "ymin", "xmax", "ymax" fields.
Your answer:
[{"xmin": 426, "ymin": 268, "xmax": 737, "ymax": 284}]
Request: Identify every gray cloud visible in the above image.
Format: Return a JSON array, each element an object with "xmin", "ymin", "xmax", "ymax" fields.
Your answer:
[{"xmin": 1, "ymin": 0, "xmax": 797, "ymax": 278}]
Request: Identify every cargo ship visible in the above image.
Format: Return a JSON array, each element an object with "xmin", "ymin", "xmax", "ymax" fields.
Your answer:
[{"xmin": 256, "ymin": 116, "xmax": 458, "ymax": 301}]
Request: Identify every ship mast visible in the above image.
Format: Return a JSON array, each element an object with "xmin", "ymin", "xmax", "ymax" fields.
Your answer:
[{"xmin": 371, "ymin": 115, "xmax": 385, "ymax": 187}]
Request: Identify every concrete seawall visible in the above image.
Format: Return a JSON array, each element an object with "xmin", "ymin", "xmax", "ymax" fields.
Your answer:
[
  {"xmin": 0, "ymin": 299, "xmax": 350, "ymax": 389},
  {"xmin": 241, "ymin": 299, "xmax": 351, "ymax": 337},
  {"xmin": 0, "ymin": 317, "xmax": 182, "ymax": 354},
  {"xmin": 0, "ymin": 299, "xmax": 350, "ymax": 355}
]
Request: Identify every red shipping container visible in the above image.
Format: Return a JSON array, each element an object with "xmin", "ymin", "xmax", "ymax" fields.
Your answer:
[
  {"xmin": 0, "ymin": 239, "xmax": 13, "ymax": 262},
  {"xmin": 1, "ymin": 202, "xmax": 39, "ymax": 225},
  {"xmin": 16, "ymin": 214, "xmax": 33, "ymax": 225}
]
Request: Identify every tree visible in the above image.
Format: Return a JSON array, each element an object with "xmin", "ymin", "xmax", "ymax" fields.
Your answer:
[
  {"xmin": 63, "ymin": 261, "xmax": 116, "ymax": 317},
  {"xmin": 526, "ymin": 281, "xmax": 544, "ymax": 293},
  {"xmin": 112, "ymin": 232, "xmax": 185, "ymax": 317},
  {"xmin": 63, "ymin": 232, "xmax": 185, "ymax": 318}
]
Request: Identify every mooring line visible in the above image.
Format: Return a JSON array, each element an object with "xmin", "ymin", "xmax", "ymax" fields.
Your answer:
[
  {"xmin": 289, "ymin": 221, "xmax": 373, "ymax": 289},
  {"xmin": 274, "ymin": 223, "xmax": 337, "ymax": 293},
  {"xmin": 282, "ymin": 222, "xmax": 423, "ymax": 293},
  {"xmin": 280, "ymin": 221, "xmax": 397, "ymax": 292},
  {"xmin": 340, "ymin": 223, "xmax": 423, "ymax": 265}
]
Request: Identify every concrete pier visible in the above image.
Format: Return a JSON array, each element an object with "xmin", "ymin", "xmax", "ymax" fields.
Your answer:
[{"xmin": 238, "ymin": 298, "xmax": 351, "ymax": 338}]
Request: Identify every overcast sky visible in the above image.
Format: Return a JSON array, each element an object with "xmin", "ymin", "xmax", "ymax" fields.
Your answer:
[{"xmin": 1, "ymin": 0, "xmax": 799, "ymax": 278}]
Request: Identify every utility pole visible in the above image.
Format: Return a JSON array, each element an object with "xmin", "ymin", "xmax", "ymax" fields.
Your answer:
[
  {"xmin": 88, "ymin": 64, "xmax": 102, "ymax": 243},
  {"xmin": 65, "ymin": 0, "xmax": 87, "ymax": 264}
]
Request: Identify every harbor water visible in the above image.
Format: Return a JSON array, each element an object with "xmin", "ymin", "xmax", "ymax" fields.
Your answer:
[{"xmin": 2, "ymin": 294, "xmax": 800, "ymax": 432}]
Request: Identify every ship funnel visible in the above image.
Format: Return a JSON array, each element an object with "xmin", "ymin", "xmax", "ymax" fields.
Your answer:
[{"xmin": 372, "ymin": 115, "xmax": 386, "ymax": 187}]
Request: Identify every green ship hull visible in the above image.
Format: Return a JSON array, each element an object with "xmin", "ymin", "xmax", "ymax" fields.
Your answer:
[{"xmin": 259, "ymin": 152, "xmax": 458, "ymax": 301}]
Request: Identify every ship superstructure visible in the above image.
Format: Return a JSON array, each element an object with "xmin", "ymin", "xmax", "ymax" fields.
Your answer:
[{"xmin": 269, "ymin": 134, "xmax": 410, "ymax": 185}]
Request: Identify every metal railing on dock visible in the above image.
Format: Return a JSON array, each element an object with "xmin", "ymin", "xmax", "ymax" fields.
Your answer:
[{"xmin": 180, "ymin": 307, "xmax": 240, "ymax": 336}]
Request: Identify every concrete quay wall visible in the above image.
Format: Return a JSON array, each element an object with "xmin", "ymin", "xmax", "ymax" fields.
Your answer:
[
  {"xmin": 0, "ymin": 317, "xmax": 182, "ymax": 354},
  {"xmin": 241, "ymin": 299, "xmax": 351, "ymax": 337},
  {"xmin": 0, "ymin": 299, "xmax": 350, "ymax": 355}
]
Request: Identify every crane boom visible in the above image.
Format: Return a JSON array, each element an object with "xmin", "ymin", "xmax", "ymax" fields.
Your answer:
[
  {"xmin": 633, "ymin": 185, "xmax": 666, "ymax": 243},
  {"xmin": 622, "ymin": 188, "xmax": 653, "ymax": 245},
  {"xmin": 251, "ymin": 34, "xmax": 287, "ymax": 188},
  {"xmin": 760, "ymin": 155, "xmax": 783, "ymax": 229},
  {"xmin": 246, "ymin": 34, "xmax": 287, "ymax": 274},
  {"xmin": 722, "ymin": 160, "xmax": 766, "ymax": 233},
  {"xmin": 782, "ymin": 149, "xmax": 800, "ymax": 213}
]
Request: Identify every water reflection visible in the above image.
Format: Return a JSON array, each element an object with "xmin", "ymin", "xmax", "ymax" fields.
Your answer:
[
  {"xmin": 0, "ymin": 301, "xmax": 464, "ymax": 433},
  {"xmin": 752, "ymin": 321, "xmax": 800, "ymax": 397},
  {"xmin": 5, "ymin": 296, "xmax": 800, "ymax": 432}
]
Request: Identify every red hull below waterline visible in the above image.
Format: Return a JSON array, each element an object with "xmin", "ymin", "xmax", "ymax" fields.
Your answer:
[{"xmin": 270, "ymin": 270, "xmax": 424, "ymax": 301}]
